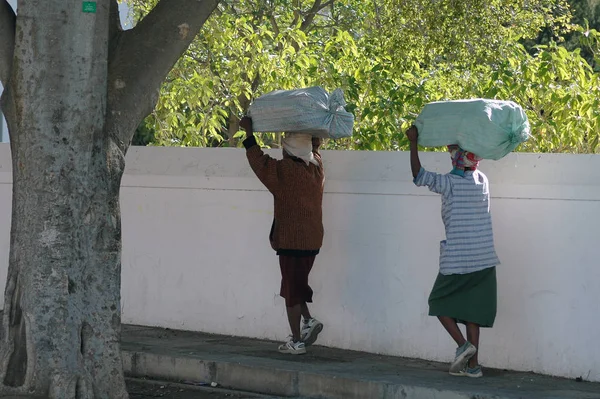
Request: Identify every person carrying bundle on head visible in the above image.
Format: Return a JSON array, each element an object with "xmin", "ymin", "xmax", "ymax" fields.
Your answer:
[
  {"xmin": 239, "ymin": 116, "xmax": 325, "ymax": 355},
  {"xmin": 405, "ymin": 124, "xmax": 500, "ymax": 378}
]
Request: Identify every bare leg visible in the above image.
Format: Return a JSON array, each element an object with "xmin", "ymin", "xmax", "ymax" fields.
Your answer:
[
  {"xmin": 286, "ymin": 304, "xmax": 302, "ymax": 342},
  {"xmin": 466, "ymin": 323, "xmax": 480, "ymax": 367},
  {"xmin": 300, "ymin": 302, "xmax": 312, "ymax": 321},
  {"xmin": 438, "ymin": 316, "xmax": 467, "ymax": 346}
]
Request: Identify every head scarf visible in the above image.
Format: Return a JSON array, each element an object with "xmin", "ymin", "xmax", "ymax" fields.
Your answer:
[
  {"xmin": 282, "ymin": 133, "xmax": 318, "ymax": 166},
  {"xmin": 447, "ymin": 145, "xmax": 482, "ymax": 173}
]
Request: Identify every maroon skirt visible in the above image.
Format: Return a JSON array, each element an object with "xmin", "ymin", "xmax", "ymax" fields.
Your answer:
[{"xmin": 278, "ymin": 255, "xmax": 316, "ymax": 307}]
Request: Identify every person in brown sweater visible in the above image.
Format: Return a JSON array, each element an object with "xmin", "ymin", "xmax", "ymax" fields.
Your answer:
[{"xmin": 240, "ymin": 116, "xmax": 325, "ymax": 355}]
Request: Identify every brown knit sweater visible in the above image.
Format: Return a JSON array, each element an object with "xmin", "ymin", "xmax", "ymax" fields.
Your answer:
[{"xmin": 243, "ymin": 135, "xmax": 324, "ymax": 251}]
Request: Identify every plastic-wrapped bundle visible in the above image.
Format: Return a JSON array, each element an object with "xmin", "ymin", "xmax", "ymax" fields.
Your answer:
[
  {"xmin": 247, "ymin": 86, "xmax": 354, "ymax": 139},
  {"xmin": 414, "ymin": 99, "xmax": 531, "ymax": 160}
]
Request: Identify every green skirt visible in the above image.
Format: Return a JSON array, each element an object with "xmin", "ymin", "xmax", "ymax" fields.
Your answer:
[{"xmin": 428, "ymin": 267, "xmax": 497, "ymax": 328}]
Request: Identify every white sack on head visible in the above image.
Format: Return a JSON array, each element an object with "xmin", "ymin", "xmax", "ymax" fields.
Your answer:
[
  {"xmin": 413, "ymin": 98, "xmax": 530, "ymax": 160},
  {"xmin": 247, "ymin": 86, "xmax": 354, "ymax": 139},
  {"xmin": 282, "ymin": 133, "xmax": 318, "ymax": 166}
]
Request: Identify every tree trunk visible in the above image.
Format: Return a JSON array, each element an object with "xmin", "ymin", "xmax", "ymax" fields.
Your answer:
[
  {"xmin": 0, "ymin": 0, "xmax": 220, "ymax": 396},
  {"xmin": 0, "ymin": 1, "xmax": 127, "ymax": 397}
]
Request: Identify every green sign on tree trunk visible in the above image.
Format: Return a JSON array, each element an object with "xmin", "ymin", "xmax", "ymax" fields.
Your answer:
[{"xmin": 82, "ymin": 1, "xmax": 96, "ymax": 13}]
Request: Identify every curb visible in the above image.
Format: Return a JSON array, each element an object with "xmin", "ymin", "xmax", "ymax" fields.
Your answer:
[{"xmin": 122, "ymin": 350, "xmax": 508, "ymax": 399}]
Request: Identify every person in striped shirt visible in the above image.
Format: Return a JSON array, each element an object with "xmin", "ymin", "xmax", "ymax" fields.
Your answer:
[{"xmin": 406, "ymin": 125, "xmax": 499, "ymax": 378}]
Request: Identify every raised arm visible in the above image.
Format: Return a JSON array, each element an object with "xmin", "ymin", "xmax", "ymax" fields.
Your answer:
[
  {"xmin": 406, "ymin": 125, "xmax": 421, "ymax": 178},
  {"xmin": 240, "ymin": 116, "xmax": 281, "ymax": 193},
  {"xmin": 407, "ymin": 125, "xmax": 452, "ymax": 196}
]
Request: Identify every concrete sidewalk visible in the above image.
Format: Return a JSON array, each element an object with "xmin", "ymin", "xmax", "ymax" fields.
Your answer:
[{"xmin": 121, "ymin": 325, "xmax": 600, "ymax": 399}]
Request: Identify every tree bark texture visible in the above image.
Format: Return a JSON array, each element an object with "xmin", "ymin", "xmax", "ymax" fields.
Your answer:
[{"xmin": 0, "ymin": 0, "xmax": 219, "ymax": 397}]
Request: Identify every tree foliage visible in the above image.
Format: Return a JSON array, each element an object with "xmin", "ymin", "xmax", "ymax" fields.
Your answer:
[
  {"xmin": 131, "ymin": 0, "xmax": 600, "ymax": 154},
  {"xmin": 525, "ymin": 0, "xmax": 600, "ymax": 70}
]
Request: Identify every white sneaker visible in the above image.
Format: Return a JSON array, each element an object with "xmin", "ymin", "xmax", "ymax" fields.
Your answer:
[
  {"xmin": 278, "ymin": 337, "xmax": 306, "ymax": 355},
  {"xmin": 449, "ymin": 342, "xmax": 477, "ymax": 375},
  {"xmin": 301, "ymin": 318, "xmax": 324, "ymax": 346}
]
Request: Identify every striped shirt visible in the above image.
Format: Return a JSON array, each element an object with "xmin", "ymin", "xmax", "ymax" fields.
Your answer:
[{"xmin": 414, "ymin": 167, "xmax": 500, "ymax": 275}]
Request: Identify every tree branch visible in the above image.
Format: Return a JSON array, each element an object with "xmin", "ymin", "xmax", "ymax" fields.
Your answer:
[
  {"xmin": 300, "ymin": 0, "xmax": 330, "ymax": 32},
  {"xmin": 0, "ymin": 0, "xmax": 16, "ymax": 85},
  {"xmin": 269, "ymin": 14, "xmax": 280, "ymax": 36},
  {"xmin": 108, "ymin": 0, "xmax": 124, "ymax": 66},
  {"xmin": 106, "ymin": 0, "xmax": 221, "ymax": 151},
  {"xmin": 109, "ymin": 0, "xmax": 122, "ymax": 45},
  {"xmin": 291, "ymin": 9, "xmax": 301, "ymax": 28},
  {"xmin": 319, "ymin": 0, "xmax": 334, "ymax": 11}
]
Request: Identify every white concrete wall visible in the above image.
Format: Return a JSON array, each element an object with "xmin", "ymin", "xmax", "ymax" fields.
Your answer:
[{"xmin": 0, "ymin": 144, "xmax": 598, "ymax": 382}]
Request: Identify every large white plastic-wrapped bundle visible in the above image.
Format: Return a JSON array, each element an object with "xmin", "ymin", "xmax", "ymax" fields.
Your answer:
[
  {"xmin": 414, "ymin": 99, "xmax": 531, "ymax": 160},
  {"xmin": 247, "ymin": 86, "xmax": 354, "ymax": 139}
]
